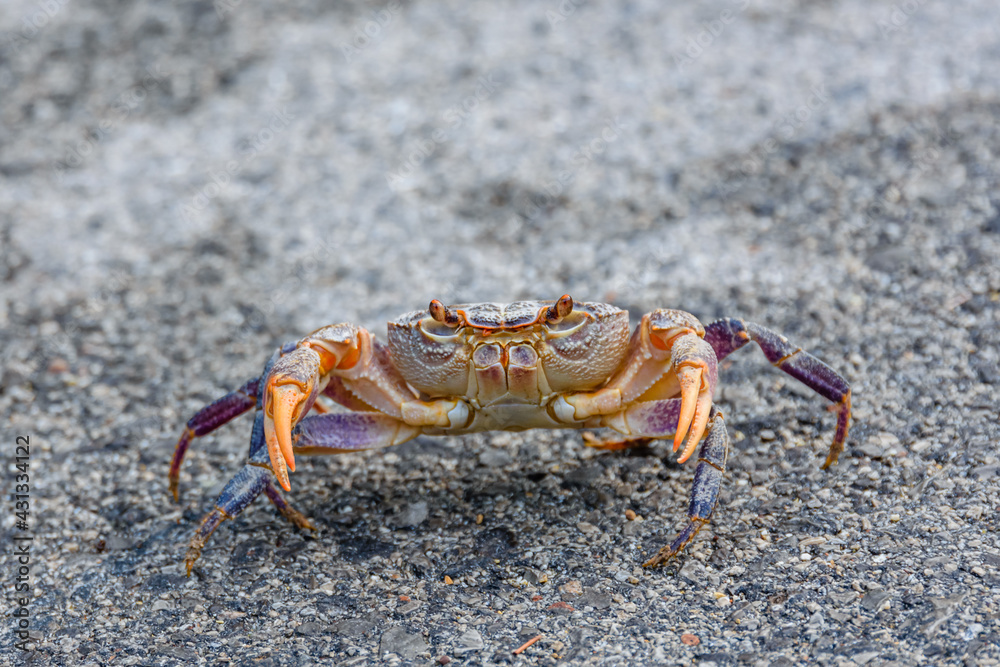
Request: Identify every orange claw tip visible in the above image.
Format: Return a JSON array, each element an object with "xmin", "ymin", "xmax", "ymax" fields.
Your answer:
[
  {"xmin": 676, "ymin": 426, "xmax": 701, "ymax": 463},
  {"xmin": 276, "ymin": 469, "xmax": 291, "ymax": 493},
  {"xmin": 271, "ymin": 446, "xmax": 292, "ymax": 491},
  {"xmin": 674, "ymin": 366, "xmax": 701, "ymax": 452},
  {"xmin": 264, "ymin": 415, "xmax": 293, "ymax": 491},
  {"xmin": 268, "ymin": 383, "xmax": 307, "ymax": 472},
  {"xmin": 679, "ymin": 389, "xmax": 713, "ymax": 464}
]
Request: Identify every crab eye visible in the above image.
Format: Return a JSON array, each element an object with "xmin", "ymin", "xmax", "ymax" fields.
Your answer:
[{"xmin": 541, "ymin": 294, "xmax": 582, "ymax": 332}]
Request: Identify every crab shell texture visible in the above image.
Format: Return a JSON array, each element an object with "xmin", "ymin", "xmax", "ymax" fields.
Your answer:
[{"xmin": 387, "ymin": 300, "xmax": 631, "ymax": 423}]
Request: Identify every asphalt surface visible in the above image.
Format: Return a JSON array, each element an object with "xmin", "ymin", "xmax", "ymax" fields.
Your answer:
[{"xmin": 1, "ymin": 0, "xmax": 999, "ymax": 665}]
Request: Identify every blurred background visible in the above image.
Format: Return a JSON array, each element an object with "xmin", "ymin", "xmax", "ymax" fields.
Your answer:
[{"xmin": 1, "ymin": 0, "xmax": 998, "ymax": 664}]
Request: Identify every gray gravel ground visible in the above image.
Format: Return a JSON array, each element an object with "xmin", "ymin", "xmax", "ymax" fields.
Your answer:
[{"xmin": 2, "ymin": 0, "xmax": 1000, "ymax": 665}]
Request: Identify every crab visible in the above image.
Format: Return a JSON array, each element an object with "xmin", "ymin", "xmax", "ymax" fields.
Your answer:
[{"xmin": 171, "ymin": 296, "xmax": 851, "ymax": 574}]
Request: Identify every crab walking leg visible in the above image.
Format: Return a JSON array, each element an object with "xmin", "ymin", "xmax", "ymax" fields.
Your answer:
[
  {"xmin": 597, "ymin": 400, "xmax": 730, "ymax": 565},
  {"xmin": 262, "ymin": 480, "xmax": 316, "ymax": 532},
  {"xmin": 185, "ymin": 408, "xmax": 288, "ymax": 574},
  {"xmin": 704, "ymin": 318, "xmax": 852, "ymax": 468},
  {"xmin": 184, "ymin": 457, "xmax": 271, "ymax": 575},
  {"xmin": 169, "ymin": 376, "xmax": 261, "ymax": 501},
  {"xmin": 183, "ymin": 411, "xmax": 420, "ymax": 574},
  {"xmin": 601, "ymin": 398, "xmax": 684, "ymax": 436},
  {"xmin": 291, "ymin": 413, "xmax": 420, "ymax": 454},
  {"xmin": 643, "ymin": 410, "xmax": 730, "ymax": 568},
  {"xmin": 171, "ymin": 341, "xmax": 301, "ymax": 501}
]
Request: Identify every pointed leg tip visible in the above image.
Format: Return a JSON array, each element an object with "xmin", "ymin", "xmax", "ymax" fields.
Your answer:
[
  {"xmin": 642, "ymin": 549, "xmax": 676, "ymax": 569},
  {"xmin": 820, "ymin": 452, "xmax": 840, "ymax": 470}
]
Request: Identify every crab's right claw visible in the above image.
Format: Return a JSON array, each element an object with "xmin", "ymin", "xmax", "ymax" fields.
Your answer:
[
  {"xmin": 660, "ymin": 329, "xmax": 718, "ymax": 465},
  {"xmin": 263, "ymin": 348, "xmax": 321, "ymax": 491},
  {"xmin": 674, "ymin": 364, "xmax": 714, "ymax": 463}
]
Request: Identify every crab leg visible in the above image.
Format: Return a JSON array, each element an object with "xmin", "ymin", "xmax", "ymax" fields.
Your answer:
[
  {"xmin": 185, "ymin": 474, "xmax": 315, "ymax": 577},
  {"xmin": 184, "ymin": 458, "xmax": 271, "ymax": 575},
  {"xmin": 703, "ymin": 318, "xmax": 851, "ymax": 468},
  {"xmin": 183, "ymin": 409, "xmax": 419, "ymax": 574},
  {"xmin": 170, "ymin": 341, "xmax": 301, "ymax": 501},
  {"xmin": 291, "ymin": 413, "xmax": 420, "ymax": 454},
  {"xmin": 169, "ymin": 377, "xmax": 260, "ymax": 501},
  {"xmin": 601, "ymin": 397, "xmax": 684, "ymax": 436},
  {"xmin": 643, "ymin": 409, "xmax": 729, "ymax": 568},
  {"xmin": 596, "ymin": 400, "xmax": 731, "ymax": 565},
  {"xmin": 184, "ymin": 403, "xmax": 301, "ymax": 573}
]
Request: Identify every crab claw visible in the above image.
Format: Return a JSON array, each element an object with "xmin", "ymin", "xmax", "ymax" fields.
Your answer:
[
  {"xmin": 263, "ymin": 348, "xmax": 321, "ymax": 491},
  {"xmin": 673, "ymin": 364, "xmax": 714, "ymax": 464}
]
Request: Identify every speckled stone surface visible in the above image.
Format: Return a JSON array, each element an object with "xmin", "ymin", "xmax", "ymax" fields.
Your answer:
[{"xmin": 1, "ymin": 0, "xmax": 999, "ymax": 665}]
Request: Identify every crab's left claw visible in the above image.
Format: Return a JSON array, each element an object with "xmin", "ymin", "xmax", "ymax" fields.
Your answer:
[{"xmin": 263, "ymin": 348, "xmax": 322, "ymax": 491}]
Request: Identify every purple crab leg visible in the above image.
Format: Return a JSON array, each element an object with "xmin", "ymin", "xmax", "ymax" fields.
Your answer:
[
  {"xmin": 597, "ymin": 400, "xmax": 730, "ymax": 565},
  {"xmin": 609, "ymin": 398, "xmax": 683, "ymax": 436},
  {"xmin": 169, "ymin": 377, "xmax": 260, "ymax": 502},
  {"xmin": 185, "ymin": 407, "xmax": 313, "ymax": 574},
  {"xmin": 642, "ymin": 409, "xmax": 730, "ymax": 568},
  {"xmin": 170, "ymin": 342, "xmax": 299, "ymax": 501},
  {"xmin": 290, "ymin": 412, "xmax": 420, "ymax": 454},
  {"xmin": 703, "ymin": 318, "xmax": 852, "ymax": 469},
  {"xmin": 183, "ymin": 410, "xmax": 417, "ymax": 574}
]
